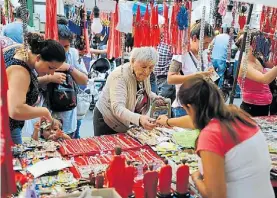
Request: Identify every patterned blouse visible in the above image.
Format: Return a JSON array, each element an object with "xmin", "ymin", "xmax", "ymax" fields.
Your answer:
[{"xmin": 4, "ymin": 47, "xmax": 39, "ymax": 131}]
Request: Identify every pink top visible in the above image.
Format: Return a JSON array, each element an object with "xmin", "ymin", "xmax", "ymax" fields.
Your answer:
[
  {"xmin": 196, "ymin": 119, "xmax": 259, "ymax": 157},
  {"xmin": 238, "ymin": 69, "xmax": 272, "ymax": 105}
]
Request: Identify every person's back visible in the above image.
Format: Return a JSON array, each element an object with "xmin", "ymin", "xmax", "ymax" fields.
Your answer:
[
  {"xmin": 3, "ymin": 22, "xmax": 23, "ymax": 43},
  {"xmin": 211, "ymin": 33, "xmax": 230, "ymax": 61}
]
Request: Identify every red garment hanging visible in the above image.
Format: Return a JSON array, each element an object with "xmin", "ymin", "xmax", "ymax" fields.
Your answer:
[
  {"xmin": 163, "ymin": 3, "xmax": 170, "ymax": 44},
  {"xmin": 107, "ymin": 3, "xmax": 121, "ymax": 59},
  {"xmin": 170, "ymin": 4, "xmax": 179, "ymax": 54},
  {"xmin": 238, "ymin": 15, "xmax": 246, "ymax": 30},
  {"xmin": 82, "ymin": 7, "xmax": 90, "ymax": 54},
  {"xmin": 45, "ymin": 0, "xmax": 58, "ymax": 40},
  {"xmin": 260, "ymin": 6, "xmax": 266, "ymax": 30},
  {"xmin": 185, "ymin": 1, "xmax": 192, "ymax": 52},
  {"xmin": 150, "ymin": 6, "xmax": 160, "ymax": 47},
  {"xmin": 133, "ymin": 5, "xmax": 142, "ymax": 47},
  {"xmin": 0, "ymin": 48, "xmax": 16, "ymax": 197},
  {"xmin": 270, "ymin": 8, "xmax": 277, "ymax": 40},
  {"xmin": 142, "ymin": 5, "xmax": 151, "ymax": 46},
  {"xmin": 154, "ymin": 6, "xmax": 160, "ymax": 46}
]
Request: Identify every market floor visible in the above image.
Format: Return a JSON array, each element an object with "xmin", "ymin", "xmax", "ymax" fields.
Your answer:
[{"xmin": 79, "ymin": 98, "xmax": 243, "ymax": 138}]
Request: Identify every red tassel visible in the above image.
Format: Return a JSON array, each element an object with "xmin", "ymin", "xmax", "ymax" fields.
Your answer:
[
  {"xmin": 1, "ymin": 48, "xmax": 16, "ymax": 197},
  {"xmin": 45, "ymin": 0, "xmax": 58, "ymax": 40},
  {"xmin": 142, "ymin": 5, "xmax": 150, "ymax": 46},
  {"xmin": 163, "ymin": 3, "xmax": 170, "ymax": 44},
  {"xmin": 170, "ymin": 4, "xmax": 179, "ymax": 54},
  {"xmin": 134, "ymin": 5, "xmax": 142, "ymax": 47},
  {"xmin": 107, "ymin": 3, "xmax": 121, "ymax": 59},
  {"xmin": 260, "ymin": 6, "xmax": 266, "ymax": 30}
]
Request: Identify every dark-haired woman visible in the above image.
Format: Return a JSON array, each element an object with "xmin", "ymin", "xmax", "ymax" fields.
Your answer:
[
  {"xmin": 3, "ymin": 33, "xmax": 66, "ymax": 144},
  {"xmin": 167, "ymin": 22, "xmax": 214, "ymax": 118},
  {"xmin": 236, "ymin": 31, "xmax": 277, "ymax": 117},
  {"xmin": 157, "ymin": 75, "xmax": 274, "ymax": 198}
]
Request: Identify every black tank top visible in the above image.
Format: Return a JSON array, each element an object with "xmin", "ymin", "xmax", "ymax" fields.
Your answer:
[{"xmin": 4, "ymin": 47, "xmax": 39, "ymax": 131}]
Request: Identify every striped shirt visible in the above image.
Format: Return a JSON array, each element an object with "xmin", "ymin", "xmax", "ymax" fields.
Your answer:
[{"xmin": 96, "ymin": 63, "xmax": 157, "ymax": 132}]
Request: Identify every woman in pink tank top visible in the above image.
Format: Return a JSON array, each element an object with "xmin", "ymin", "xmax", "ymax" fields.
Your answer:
[{"xmin": 236, "ymin": 31, "xmax": 277, "ymax": 116}]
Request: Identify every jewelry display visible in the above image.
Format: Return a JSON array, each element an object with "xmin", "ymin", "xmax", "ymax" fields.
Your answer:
[
  {"xmin": 59, "ymin": 134, "xmax": 142, "ymax": 156},
  {"xmin": 198, "ymin": 6, "xmax": 206, "ymax": 71}
]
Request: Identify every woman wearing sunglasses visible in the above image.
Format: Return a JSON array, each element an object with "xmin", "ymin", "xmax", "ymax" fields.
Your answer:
[{"xmin": 93, "ymin": 47, "xmax": 163, "ymax": 136}]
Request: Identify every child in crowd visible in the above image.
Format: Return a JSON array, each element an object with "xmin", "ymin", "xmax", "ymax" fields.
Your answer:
[{"xmin": 32, "ymin": 118, "xmax": 71, "ymax": 141}]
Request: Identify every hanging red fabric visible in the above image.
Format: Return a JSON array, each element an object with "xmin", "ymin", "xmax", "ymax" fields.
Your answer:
[
  {"xmin": 142, "ymin": 5, "xmax": 151, "ymax": 47},
  {"xmin": 45, "ymin": 0, "xmax": 58, "ymax": 40},
  {"xmin": 260, "ymin": 6, "xmax": 266, "ymax": 30},
  {"xmin": 82, "ymin": 7, "xmax": 90, "ymax": 54},
  {"xmin": 270, "ymin": 8, "xmax": 277, "ymax": 40},
  {"xmin": 134, "ymin": 5, "xmax": 142, "ymax": 47},
  {"xmin": 107, "ymin": 3, "xmax": 121, "ymax": 59},
  {"xmin": 154, "ymin": 6, "xmax": 160, "ymax": 46},
  {"xmin": 150, "ymin": 6, "xmax": 160, "ymax": 47},
  {"xmin": 170, "ymin": 4, "xmax": 179, "ymax": 54},
  {"xmin": 238, "ymin": 15, "xmax": 246, "ymax": 30},
  {"xmin": 185, "ymin": 1, "xmax": 192, "ymax": 52},
  {"xmin": 0, "ymin": 48, "xmax": 16, "ymax": 197},
  {"xmin": 163, "ymin": 3, "xmax": 170, "ymax": 44}
]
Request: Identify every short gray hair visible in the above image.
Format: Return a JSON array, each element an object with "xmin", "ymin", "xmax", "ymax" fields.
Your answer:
[{"xmin": 129, "ymin": 47, "xmax": 159, "ymax": 65}]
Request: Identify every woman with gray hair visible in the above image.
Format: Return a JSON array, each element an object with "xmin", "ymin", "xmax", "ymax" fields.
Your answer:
[{"xmin": 93, "ymin": 47, "xmax": 163, "ymax": 136}]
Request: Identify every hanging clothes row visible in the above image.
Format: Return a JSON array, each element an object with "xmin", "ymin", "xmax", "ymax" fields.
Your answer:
[{"xmin": 107, "ymin": 2, "xmax": 121, "ymax": 59}]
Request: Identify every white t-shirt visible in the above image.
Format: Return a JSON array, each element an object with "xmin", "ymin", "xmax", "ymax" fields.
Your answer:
[{"xmin": 171, "ymin": 52, "xmax": 208, "ymax": 108}]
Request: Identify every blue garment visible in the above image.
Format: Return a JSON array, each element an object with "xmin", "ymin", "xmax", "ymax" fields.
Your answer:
[
  {"xmin": 156, "ymin": 76, "xmax": 175, "ymax": 103},
  {"xmin": 172, "ymin": 107, "xmax": 187, "ymax": 118},
  {"xmin": 3, "ymin": 22, "xmax": 24, "ymax": 43},
  {"xmin": 211, "ymin": 34, "xmax": 230, "ymax": 61},
  {"xmin": 11, "ymin": 128, "xmax": 23, "ymax": 144},
  {"xmin": 212, "ymin": 59, "xmax": 227, "ymax": 88},
  {"xmin": 52, "ymin": 48, "xmax": 88, "ymax": 134}
]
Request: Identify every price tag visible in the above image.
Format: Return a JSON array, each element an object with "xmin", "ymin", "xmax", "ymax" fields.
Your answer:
[{"xmin": 210, "ymin": 70, "xmax": 220, "ymax": 82}]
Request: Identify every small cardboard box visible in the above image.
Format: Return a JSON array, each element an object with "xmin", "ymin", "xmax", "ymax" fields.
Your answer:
[
  {"xmin": 90, "ymin": 188, "xmax": 121, "ymax": 198},
  {"xmin": 54, "ymin": 188, "xmax": 122, "ymax": 198}
]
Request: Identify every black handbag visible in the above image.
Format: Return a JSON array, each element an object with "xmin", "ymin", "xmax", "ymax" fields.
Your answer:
[{"xmin": 47, "ymin": 72, "xmax": 77, "ymax": 112}]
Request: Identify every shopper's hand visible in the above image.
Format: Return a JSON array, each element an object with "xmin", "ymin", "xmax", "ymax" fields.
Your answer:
[
  {"xmin": 139, "ymin": 115, "xmax": 156, "ymax": 130},
  {"xmin": 56, "ymin": 63, "xmax": 70, "ymax": 72},
  {"xmin": 197, "ymin": 70, "xmax": 213, "ymax": 78},
  {"xmin": 41, "ymin": 107, "xmax": 52, "ymax": 123},
  {"xmin": 156, "ymin": 115, "xmax": 169, "ymax": 126},
  {"xmin": 49, "ymin": 72, "xmax": 66, "ymax": 84},
  {"xmin": 34, "ymin": 121, "xmax": 41, "ymax": 132}
]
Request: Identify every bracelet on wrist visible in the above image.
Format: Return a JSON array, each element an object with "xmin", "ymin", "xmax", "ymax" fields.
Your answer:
[{"xmin": 166, "ymin": 118, "xmax": 171, "ymax": 127}]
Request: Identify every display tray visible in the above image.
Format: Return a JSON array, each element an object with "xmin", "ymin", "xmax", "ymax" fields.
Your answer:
[{"xmin": 59, "ymin": 133, "xmax": 143, "ymax": 156}]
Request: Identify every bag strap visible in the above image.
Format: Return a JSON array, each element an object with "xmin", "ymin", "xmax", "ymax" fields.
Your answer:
[{"xmin": 189, "ymin": 52, "xmax": 198, "ymax": 70}]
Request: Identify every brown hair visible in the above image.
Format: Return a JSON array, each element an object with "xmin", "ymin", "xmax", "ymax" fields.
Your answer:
[{"xmin": 178, "ymin": 75, "xmax": 256, "ymax": 143}]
